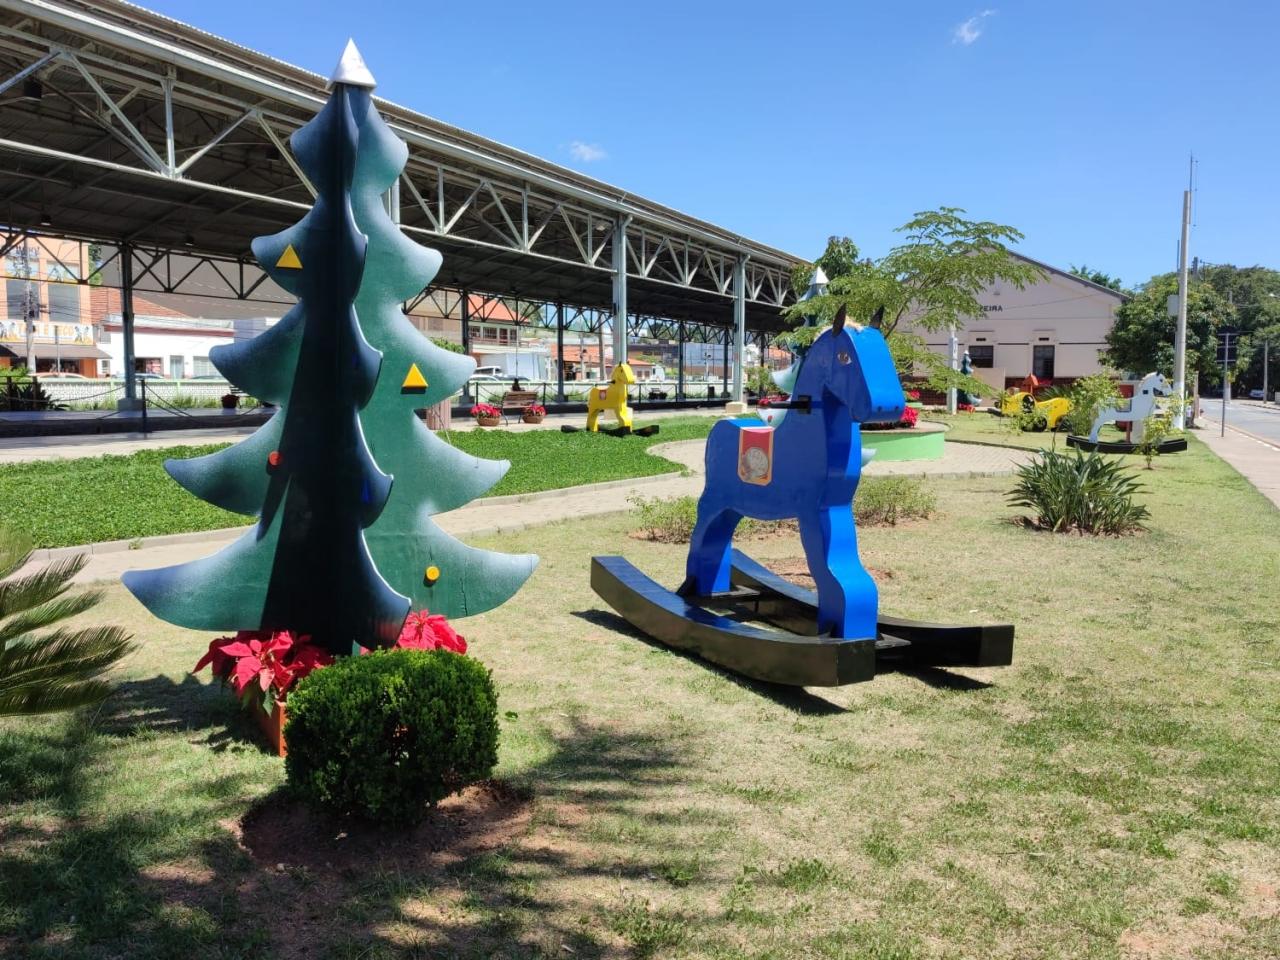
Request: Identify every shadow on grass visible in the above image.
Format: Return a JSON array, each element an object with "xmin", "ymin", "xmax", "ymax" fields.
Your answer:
[
  {"xmin": 572, "ymin": 607, "xmax": 847, "ymax": 716},
  {"xmin": 0, "ymin": 698, "xmax": 702, "ymax": 959},
  {"xmin": 93, "ymin": 672, "xmax": 261, "ymax": 751}
]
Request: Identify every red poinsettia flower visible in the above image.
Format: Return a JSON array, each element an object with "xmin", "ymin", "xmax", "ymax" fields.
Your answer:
[
  {"xmin": 394, "ymin": 609, "xmax": 468, "ymax": 654},
  {"xmin": 194, "ymin": 637, "xmax": 236, "ymax": 681}
]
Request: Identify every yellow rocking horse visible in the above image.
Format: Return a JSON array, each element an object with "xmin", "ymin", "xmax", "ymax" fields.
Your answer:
[{"xmin": 586, "ymin": 362, "xmax": 635, "ymax": 432}]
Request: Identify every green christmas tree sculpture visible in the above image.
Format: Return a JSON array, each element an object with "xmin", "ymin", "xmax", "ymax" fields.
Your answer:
[{"xmin": 123, "ymin": 43, "xmax": 536, "ymax": 655}]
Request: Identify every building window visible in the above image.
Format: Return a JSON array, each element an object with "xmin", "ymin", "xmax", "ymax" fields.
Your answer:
[
  {"xmin": 137, "ymin": 357, "xmax": 162, "ymax": 374},
  {"xmin": 169, "ymin": 356, "xmax": 185, "ymax": 379},
  {"xmin": 968, "ymin": 344, "xmax": 994, "ymax": 368},
  {"xmin": 47, "ymin": 284, "xmax": 79, "ymax": 324},
  {"xmin": 99, "ymin": 359, "xmax": 111, "ymax": 377},
  {"xmin": 1032, "ymin": 345, "xmax": 1056, "ymax": 379},
  {"xmin": 193, "ymin": 356, "xmax": 215, "ymax": 377},
  {"xmin": 5, "ymin": 278, "xmax": 33, "ymax": 324}
]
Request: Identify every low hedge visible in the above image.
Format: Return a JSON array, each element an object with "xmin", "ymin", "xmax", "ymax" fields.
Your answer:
[{"xmin": 284, "ymin": 648, "xmax": 499, "ymax": 823}]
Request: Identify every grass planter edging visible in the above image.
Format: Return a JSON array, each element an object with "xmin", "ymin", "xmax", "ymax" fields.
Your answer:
[{"xmin": 863, "ymin": 422, "xmax": 946, "ymax": 461}]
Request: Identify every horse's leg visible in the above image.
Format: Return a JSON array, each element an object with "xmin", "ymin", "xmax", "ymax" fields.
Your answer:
[
  {"xmin": 798, "ymin": 504, "xmax": 878, "ymax": 639},
  {"xmin": 618, "ymin": 393, "xmax": 633, "ymax": 431},
  {"xmin": 586, "ymin": 401, "xmax": 599, "ymax": 432},
  {"xmin": 1088, "ymin": 409, "xmax": 1109, "ymax": 442},
  {"xmin": 681, "ymin": 497, "xmax": 741, "ymax": 596}
]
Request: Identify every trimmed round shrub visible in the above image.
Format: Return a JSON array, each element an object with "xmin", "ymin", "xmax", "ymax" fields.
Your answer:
[{"xmin": 284, "ymin": 649, "xmax": 499, "ymax": 823}]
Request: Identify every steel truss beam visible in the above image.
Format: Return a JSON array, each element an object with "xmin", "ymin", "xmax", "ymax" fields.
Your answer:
[{"xmin": 0, "ymin": 1, "xmax": 799, "ymax": 329}]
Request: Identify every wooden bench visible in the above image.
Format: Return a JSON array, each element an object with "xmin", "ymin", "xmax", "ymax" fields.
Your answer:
[{"xmin": 500, "ymin": 389, "xmax": 539, "ymax": 422}]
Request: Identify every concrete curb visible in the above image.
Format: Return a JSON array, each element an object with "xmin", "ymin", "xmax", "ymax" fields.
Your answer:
[{"xmin": 28, "ymin": 438, "xmax": 699, "ymax": 562}]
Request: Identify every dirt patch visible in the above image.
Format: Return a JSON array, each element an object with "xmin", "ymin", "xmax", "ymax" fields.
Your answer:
[
  {"xmin": 770, "ymin": 556, "xmax": 894, "ymax": 587},
  {"xmin": 238, "ymin": 779, "xmax": 531, "ymax": 875}
]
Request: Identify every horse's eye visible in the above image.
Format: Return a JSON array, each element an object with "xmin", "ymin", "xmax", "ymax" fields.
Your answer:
[{"xmin": 837, "ymin": 351, "xmax": 852, "ymax": 366}]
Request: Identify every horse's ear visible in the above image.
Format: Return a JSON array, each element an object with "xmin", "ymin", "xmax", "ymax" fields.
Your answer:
[
  {"xmin": 870, "ymin": 306, "xmax": 884, "ymax": 330},
  {"xmin": 832, "ymin": 305, "xmax": 847, "ymax": 335}
]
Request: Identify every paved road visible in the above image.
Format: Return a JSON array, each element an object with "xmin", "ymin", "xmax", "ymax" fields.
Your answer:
[{"xmin": 1196, "ymin": 399, "xmax": 1280, "ymax": 447}]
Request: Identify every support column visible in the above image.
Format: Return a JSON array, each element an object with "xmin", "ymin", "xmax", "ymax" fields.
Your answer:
[
  {"xmin": 721, "ymin": 328, "xmax": 730, "ymax": 400},
  {"xmin": 727, "ymin": 255, "xmax": 748, "ymax": 413},
  {"xmin": 117, "ymin": 241, "xmax": 142, "ymax": 411},
  {"xmin": 460, "ymin": 290, "xmax": 473, "ymax": 404},
  {"xmin": 555, "ymin": 301, "xmax": 566, "ymax": 402},
  {"xmin": 611, "ymin": 216, "xmax": 630, "ymax": 370},
  {"xmin": 677, "ymin": 322, "xmax": 686, "ymax": 400}
]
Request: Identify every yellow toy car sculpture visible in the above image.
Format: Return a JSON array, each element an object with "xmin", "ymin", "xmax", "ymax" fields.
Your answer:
[{"xmin": 999, "ymin": 375, "xmax": 1070, "ymax": 431}]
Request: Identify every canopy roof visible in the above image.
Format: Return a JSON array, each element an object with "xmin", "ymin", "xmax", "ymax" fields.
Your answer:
[{"xmin": 0, "ymin": 0, "xmax": 804, "ymax": 332}]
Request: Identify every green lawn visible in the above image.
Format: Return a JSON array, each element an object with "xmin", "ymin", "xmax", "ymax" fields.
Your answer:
[
  {"xmin": 929, "ymin": 410, "xmax": 1135, "ymax": 451},
  {"xmin": 0, "ymin": 417, "xmax": 716, "ymax": 549},
  {"xmin": 2, "ymin": 437, "xmax": 1278, "ymax": 958}
]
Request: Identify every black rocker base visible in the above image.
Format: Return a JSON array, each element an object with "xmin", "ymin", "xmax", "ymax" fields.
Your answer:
[
  {"xmin": 1065, "ymin": 435, "xmax": 1187, "ymax": 454},
  {"xmin": 590, "ymin": 552, "xmax": 1015, "ymax": 688}
]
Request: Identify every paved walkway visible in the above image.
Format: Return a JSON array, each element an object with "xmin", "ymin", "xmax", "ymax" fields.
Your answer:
[
  {"xmin": 26, "ymin": 437, "xmax": 1031, "ymax": 585},
  {"xmin": 1188, "ymin": 420, "xmax": 1280, "ymax": 510}
]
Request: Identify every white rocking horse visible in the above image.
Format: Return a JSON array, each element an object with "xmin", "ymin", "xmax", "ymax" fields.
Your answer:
[{"xmin": 1088, "ymin": 372, "xmax": 1172, "ymax": 443}]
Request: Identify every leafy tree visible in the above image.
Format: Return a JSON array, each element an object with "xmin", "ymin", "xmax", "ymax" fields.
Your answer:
[
  {"xmin": 1070, "ymin": 264, "xmax": 1126, "ymax": 293},
  {"xmin": 788, "ymin": 236, "xmax": 861, "ymax": 296},
  {"xmin": 0, "ymin": 528, "xmax": 134, "ymax": 716},
  {"xmin": 783, "ymin": 208, "xmax": 1044, "ymax": 338},
  {"xmin": 778, "ymin": 209, "xmax": 1040, "ymax": 401},
  {"xmin": 1199, "ymin": 264, "xmax": 1280, "ymax": 390},
  {"xmin": 1103, "ymin": 273, "xmax": 1233, "ymax": 387}
]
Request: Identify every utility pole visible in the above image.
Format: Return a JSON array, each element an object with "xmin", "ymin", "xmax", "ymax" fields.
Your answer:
[
  {"xmin": 946, "ymin": 326, "xmax": 958, "ymax": 415},
  {"xmin": 1173, "ymin": 189, "xmax": 1191, "ymax": 429}
]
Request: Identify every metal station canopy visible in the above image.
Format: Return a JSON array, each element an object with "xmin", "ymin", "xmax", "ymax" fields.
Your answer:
[{"xmin": 0, "ymin": 0, "xmax": 802, "ymax": 338}]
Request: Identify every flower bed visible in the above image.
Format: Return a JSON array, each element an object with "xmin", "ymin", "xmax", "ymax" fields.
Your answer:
[{"xmin": 194, "ymin": 610, "xmax": 467, "ymax": 756}]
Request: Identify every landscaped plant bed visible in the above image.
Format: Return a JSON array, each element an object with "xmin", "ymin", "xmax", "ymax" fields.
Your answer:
[
  {"xmin": 861, "ymin": 421, "xmax": 946, "ymax": 461},
  {"xmin": 193, "ymin": 609, "xmax": 468, "ymax": 757}
]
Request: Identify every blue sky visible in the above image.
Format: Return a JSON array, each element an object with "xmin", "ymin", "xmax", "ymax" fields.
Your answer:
[{"xmin": 148, "ymin": 0, "xmax": 1278, "ymax": 288}]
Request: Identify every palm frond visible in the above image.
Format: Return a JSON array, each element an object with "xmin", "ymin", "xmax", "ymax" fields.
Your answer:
[
  {"xmin": 0, "ymin": 676, "xmax": 117, "ymax": 716},
  {"xmin": 0, "ymin": 554, "xmax": 88, "ymax": 621},
  {"xmin": 0, "ymin": 626, "xmax": 134, "ymax": 690},
  {"xmin": 0, "ymin": 589, "xmax": 103, "ymax": 647},
  {"xmin": 0, "ymin": 522, "xmax": 134, "ymax": 717}
]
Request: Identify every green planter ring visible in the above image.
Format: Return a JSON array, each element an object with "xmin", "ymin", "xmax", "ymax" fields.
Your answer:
[{"xmin": 862, "ymin": 421, "xmax": 945, "ymax": 461}]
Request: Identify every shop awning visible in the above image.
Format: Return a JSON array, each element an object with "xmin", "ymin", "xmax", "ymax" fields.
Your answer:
[{"xmin": 0, "ymin": 344, "xmax": 109, "ymax": 360}]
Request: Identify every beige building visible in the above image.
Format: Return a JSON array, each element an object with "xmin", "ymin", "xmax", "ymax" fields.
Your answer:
[{"xmin": 904, "ymin": 254, "xmax": 1126, "ymax": 390}]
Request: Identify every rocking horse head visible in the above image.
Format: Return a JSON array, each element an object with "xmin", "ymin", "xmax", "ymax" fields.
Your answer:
[
  {"xmin": 1136, "ymin": 371, "xmax": 1172, "ymax": 398},
  {"xmin": 611, "ymin": 362, "xmax": 636, "ymax": 386},
  {"xmin": 799, "ymin": 306, "xmax": 904, "ymax": 424}
]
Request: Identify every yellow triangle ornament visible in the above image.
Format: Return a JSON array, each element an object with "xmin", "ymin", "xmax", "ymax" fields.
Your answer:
[
  {"xmin": 401, "ymin": 363, "xmax": 428, "ymax": 390},
  {"xmin": 276, "ymin": 244, "xmax": 302, "ymax": 269}
]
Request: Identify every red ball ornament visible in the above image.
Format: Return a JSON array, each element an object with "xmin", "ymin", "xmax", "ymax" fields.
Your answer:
[{"xmin": 267, "ymin": 450, "xmax": 282, "ymax": 468}]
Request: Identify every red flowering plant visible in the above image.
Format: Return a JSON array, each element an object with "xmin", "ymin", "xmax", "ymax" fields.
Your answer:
[
  {"xmin": 958, "ymin": 402, "xmax": 976, "ymax": 413},
  {"xmin": 193, "ymin": 629, "xmax": 334, "ymax": 711},
  {"xmin": 389, "ymin": 610, "xmax": 468, "ymax": 654},
  {"xmin": 756, "ymin": 394, "xmax": 789, "ymax": 407},
  {"xmin": 195, "ymin": 610, "xmax": 468, "ymax": 710},
  {"xmin": 864, "ymin": 404, "xmax": 919, "ymax": 430},
  {"xmin": 470, "ymin": 403, "xmax": 500, "ymax": 420},
  {"xmin": 906, "ymin": 389, "xmax": 921, "ymax": 401},
  {"xmin": 524, "ymin": 404, "xmax": 546, "ymax": 417}
]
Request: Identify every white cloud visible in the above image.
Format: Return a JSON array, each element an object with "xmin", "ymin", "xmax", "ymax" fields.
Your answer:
[
  {"xmin": 953, "ymin": 9, "xmax": 997, "ymax": 45},
  {"xmin": 568, "ymin": 141, "xmax": 607, "ymax": 163}
]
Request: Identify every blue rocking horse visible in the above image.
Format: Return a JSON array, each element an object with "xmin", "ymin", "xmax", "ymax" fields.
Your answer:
[
  {"xmin": 591, "ymin": 306, "xmax": 1014, "ymax": 688},
  {"xmin": 683, "ymin": 306, "xmax": 901, "ymax": 639}
]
